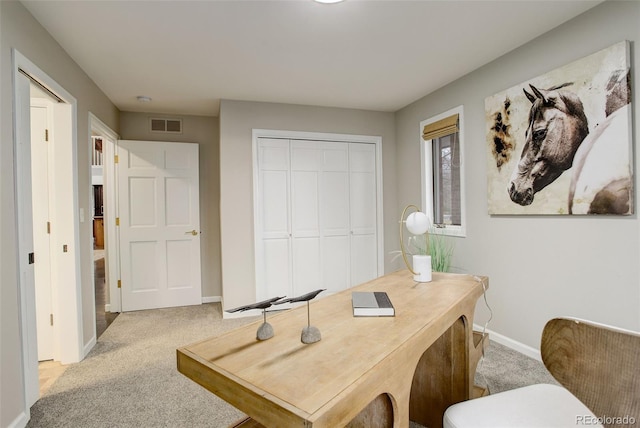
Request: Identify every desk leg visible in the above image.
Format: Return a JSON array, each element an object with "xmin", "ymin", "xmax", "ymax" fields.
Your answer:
[
  {"xmin": 346, "ymin": 394, "xmax": 394, "ymax": 428},
  {"xmin": 409, "ymin": 317, "xmax": 469, "ymax": 428}
]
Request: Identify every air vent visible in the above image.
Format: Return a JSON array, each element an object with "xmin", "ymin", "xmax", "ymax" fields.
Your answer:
[{"xmin": 150, "ymin": 117, "xmax": 182, "ymax": 134}]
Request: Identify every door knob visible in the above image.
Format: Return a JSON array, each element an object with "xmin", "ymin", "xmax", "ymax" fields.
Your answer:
[{"xmin": 186, "ymin": 230, "xmax": 198, "ymax": 236}]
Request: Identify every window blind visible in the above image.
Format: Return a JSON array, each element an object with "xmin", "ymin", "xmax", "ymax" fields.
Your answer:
[{"xmin": 422, "ymin": 114, "xmax": 459, "ymax": 141}]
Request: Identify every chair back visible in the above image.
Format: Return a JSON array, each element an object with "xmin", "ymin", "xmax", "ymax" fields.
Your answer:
[{"xmin": 541, "ymin": 318, "xmax": 640, "ymax": 426}]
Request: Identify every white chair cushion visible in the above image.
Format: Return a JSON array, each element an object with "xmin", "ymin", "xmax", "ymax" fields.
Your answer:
[{"xmin": 443, "ymin": 383, "xmax": 603, "ymax": 428}]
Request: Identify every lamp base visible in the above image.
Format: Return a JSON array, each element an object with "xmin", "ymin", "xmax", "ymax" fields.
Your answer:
[{"xmin": 413, "ymin": 255, "xmax": 432, "ymax": 282}]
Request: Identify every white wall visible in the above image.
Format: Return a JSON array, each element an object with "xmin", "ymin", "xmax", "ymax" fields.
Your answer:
[
  {"xmin": 219, "ymin": 100, "xmax": 397, "ymax": 311},
  {"xmin": 395, "ymin": 1, "xmax": 640, "ymax": 353},
  {"xmin": 1, "ymin": 2, "xmax": 118, "ymax": 425},
  {"xmin": 119, "ymin": 112, "xmax": 221, "ymax": 300}
]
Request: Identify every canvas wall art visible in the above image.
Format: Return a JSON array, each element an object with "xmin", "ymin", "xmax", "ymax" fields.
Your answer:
[{"xmin": 485, "ymin": 40, "xmax": 633, "ymax": 215}]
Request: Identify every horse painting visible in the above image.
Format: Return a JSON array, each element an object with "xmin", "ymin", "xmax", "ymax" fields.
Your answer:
[
  {"xmin": 486, "ymin": 41, "xmax": 632, "ymax": 216},
  {"xmin": 508, "ymin": 83, "xmax": 589, "ymax": 206},
  {"xmin": 507, "ymin": 73, "xmax": 632, "ymax": 215}
]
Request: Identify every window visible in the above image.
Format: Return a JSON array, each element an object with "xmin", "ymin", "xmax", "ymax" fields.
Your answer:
[{"xmin": 420, "ymin": 106, "xmax": 466, "ymax": 237}]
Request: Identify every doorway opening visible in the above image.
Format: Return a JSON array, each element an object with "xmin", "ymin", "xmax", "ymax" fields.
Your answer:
[
  {"xmin": 89, "ymin": 117, "xmax": 120, "ymax": 336},
  {"xmin": 89, "ymin": 114, "xmax": 121, "ymax": 316}
]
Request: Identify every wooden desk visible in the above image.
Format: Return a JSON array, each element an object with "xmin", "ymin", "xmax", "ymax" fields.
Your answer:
[{"xmin": 177, "ymin": 270, "xmax": 488, "ymax": 428}]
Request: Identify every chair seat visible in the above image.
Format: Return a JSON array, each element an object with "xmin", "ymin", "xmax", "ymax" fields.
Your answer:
[{"xmin": 443, "ymin": 384, "xmax": 603, "ymax": 428}]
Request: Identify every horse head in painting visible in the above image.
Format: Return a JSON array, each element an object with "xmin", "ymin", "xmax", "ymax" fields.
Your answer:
[{"xmin": 508, "ymin": 83, "xmax": 589, "ymax": 206}]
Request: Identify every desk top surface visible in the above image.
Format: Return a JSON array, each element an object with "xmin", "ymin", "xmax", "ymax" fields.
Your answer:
[{"xmin": 178, "ymin": 270, "xmax": 486, "ymax": 421}]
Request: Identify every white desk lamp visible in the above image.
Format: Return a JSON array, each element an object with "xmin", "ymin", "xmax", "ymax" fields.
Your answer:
[{"xmin": 400, "ymin": 205, "xmax": 432, "ymax": 282}]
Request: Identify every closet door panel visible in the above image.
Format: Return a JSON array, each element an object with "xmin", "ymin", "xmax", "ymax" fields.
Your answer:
[
  {"xmin": 350, "ymin": 172, "xmax": 376, "ymax": 234},
  {"xmin": 291, "ymin": 142, "xmax": 320, "ymax": 238},
  {"xmin": 322, "ymin": 171, "xmax": 349, "ymax": 236},
  {"xmin": 258, "ymin": 139, "xmax": 290, "ymax": 240},
  {"xmin": 292, "ymin": 237, "xmax": 322, "ymax": 295},
  {"xmin": 320, "ymin": 143, "xmax": 350, "ymax": 293},
  {"xmin": 323, "ymin": 145, "xmax": 349, "ymax": 170},
  {"xmin": 349, "ymin": 143, "xmax": 376, "ymax": 171},
  {"xmin": 323, "ymin": 236, "xmax": 350, "ymax": 293},
  {"xmin": 260, "ymin": 170, "xmax": 289, "ymax": 238},
  {"xmin": 291, "ymin": 171, "xmax": 319, "ymax": 237},
  {"xmin": 256, "ymin": 139, "xmax": 291, "ymax": 301},
  {"xmin": 259, "ymin": 139, "xmax": 289, "ymax": 169},
  {"xmin": 349, "ymin": 144, "xmax": 377, "ymax": 236},
  {"xmin": 291, "ymin": 142, "xmax": 322, "ymax": 295},
  {"xmin": 260, "ymin": 239, "xmax": 291, "ymax": 300},
  {"xmin": 350, "ymin": 234, "xmax": 377, "ymax": 287},
  {"xmin": 349, "ymin": 143, "xmax": 377, "ymax": 286},
  {"xmin": 291, "ymin": 143, "xmax": 321, "ymax": 170}
]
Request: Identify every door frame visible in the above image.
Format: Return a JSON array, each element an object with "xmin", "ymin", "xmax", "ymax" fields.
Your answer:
[
  {"xmin": 13, "ymin": 49, "xmax": 83, "ymax": 409},
  {"xmin": 250, "ymin": 129, "xmax": 384, "ymax": 314},
  {"xmin": 89, "ymin": 114, "xmax": 121, "ymax": 313}
]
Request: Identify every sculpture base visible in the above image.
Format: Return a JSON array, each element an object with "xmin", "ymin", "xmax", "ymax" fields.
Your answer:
[
  {"xmin": 257, "ymin": 322, "xmax": 274, "ymax": 341},
  {"xmin": 301, "ymin": 326, "xmax": 321, "ymax": 344}
]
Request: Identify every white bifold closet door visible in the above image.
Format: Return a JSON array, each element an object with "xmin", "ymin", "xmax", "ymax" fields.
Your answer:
[{"xmin": 256, "ymin": 138, "xmax": 378, "ymax": 302}]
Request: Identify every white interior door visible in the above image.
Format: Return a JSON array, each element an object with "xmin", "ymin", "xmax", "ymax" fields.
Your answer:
[
  {"xmin": 118, "ymin": 140, "xmax": 201, "ymax": 312},
  {"xmin": 30, "ymin": 101, "xmax": 54, "ymax": 361}
]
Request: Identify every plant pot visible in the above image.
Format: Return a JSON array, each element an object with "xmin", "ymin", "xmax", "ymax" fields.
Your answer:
[{"xmin": 412, "ymin": 254, "xmax": 432, "ymax": 282}]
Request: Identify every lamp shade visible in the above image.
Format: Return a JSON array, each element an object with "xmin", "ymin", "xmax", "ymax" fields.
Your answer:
[{"xmin": 406, "ymin": 211, "xmax": 429, "ymax": 235}]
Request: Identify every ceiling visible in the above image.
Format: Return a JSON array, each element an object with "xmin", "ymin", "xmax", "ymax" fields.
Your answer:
[{"xmin": 21, "ymin": 0, "xmax": 603, "ymax": 117}]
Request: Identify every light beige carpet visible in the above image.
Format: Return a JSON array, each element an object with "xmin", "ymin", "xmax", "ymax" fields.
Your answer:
[{"xmin": 28, "ymin": 304, "xmax": 259, "ymax": 428}]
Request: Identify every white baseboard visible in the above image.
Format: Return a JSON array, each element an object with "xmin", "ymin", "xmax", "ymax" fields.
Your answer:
[
  {"xmin": 474, "ymin": 323, "xmax": 541, "ymax": 361},
  {"xmin": 8, "ymin": 409, "xmax": 29, "ymax": 428},
  {"xmin": 84, "ymin": 335, "xmax": 97, "ymax": 358},
  {"xmin": 104, "ymin": 297, "xmax": 222, "ymax": 312}
]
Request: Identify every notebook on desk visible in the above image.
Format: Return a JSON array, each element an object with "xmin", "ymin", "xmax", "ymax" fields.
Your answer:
[{"xmin": 352, "ymin": 291, "xmax": 395, "ymax": 317}]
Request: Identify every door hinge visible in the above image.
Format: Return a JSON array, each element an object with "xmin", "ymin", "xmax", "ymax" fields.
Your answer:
[
  {"xmin": 47, "ymin": 221, "xmax": 51, "ymax": 234},
  {"xmin": 114, "ymin": 155, "xmax": 119, "ymax": 164},
  {"xmin": 117, "ymin": 279, "xmax": 122, "ymax": 289},
  {"xmin": 45, "ymin": 129, "xmax": 49, "ymax": 142},
  {"xmin": 50, "ymin": 314, "xmax": 53, "ymax": 326},
  {"xmin": 115, "ymin": 217, "xmax": 120, "ymax": 226}
]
